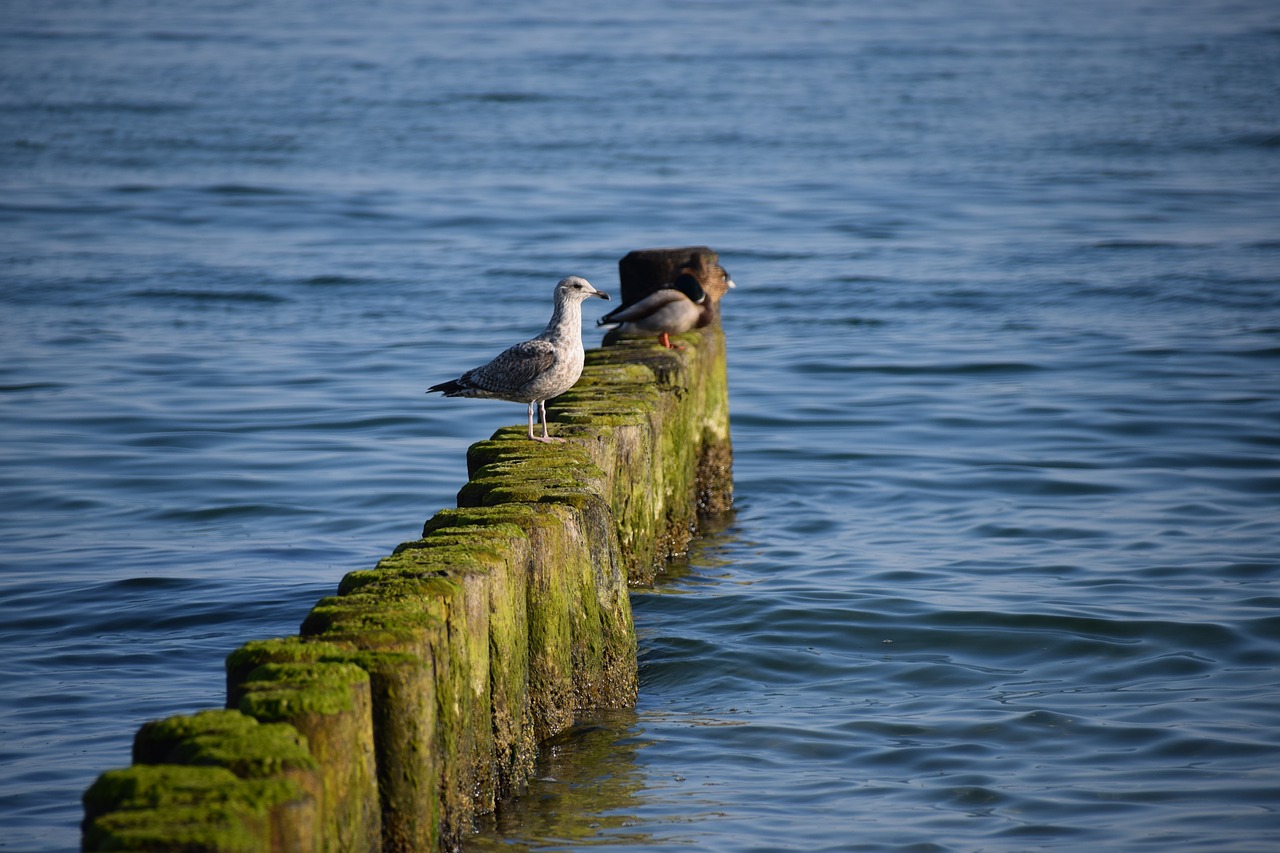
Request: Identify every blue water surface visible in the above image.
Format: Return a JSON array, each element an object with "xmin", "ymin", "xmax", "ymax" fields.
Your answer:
[{"xmin": 2, "ymin": 1, "xmax": 1279, "ymax": 851}]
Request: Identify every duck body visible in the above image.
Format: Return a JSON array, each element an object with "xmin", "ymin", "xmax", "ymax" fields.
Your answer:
[
  {"xmin": 598, "ymin": 254, "xmax": 734, "ymax": 348},
  {"xmin": 596, "ymin": 273, "xmax": 706, "ymax": 348}
]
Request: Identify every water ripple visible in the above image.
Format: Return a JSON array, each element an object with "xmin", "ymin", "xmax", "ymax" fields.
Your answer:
[{"xmin": 5, "ymin": 1, "xmax": 1280, "ymax": 850}]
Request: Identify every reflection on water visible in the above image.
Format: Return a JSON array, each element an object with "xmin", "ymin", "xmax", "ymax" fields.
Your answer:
[
  {"xmin": 465, "ymin": 515, "xmax": 744, "ymax": 851},
  {"xmin": 468, "ymin": 520, "xmax": 753, "ymax": 852},
  {"xmin": 468, "ymin": 710, "xmax": 651, "ymax": 852}
]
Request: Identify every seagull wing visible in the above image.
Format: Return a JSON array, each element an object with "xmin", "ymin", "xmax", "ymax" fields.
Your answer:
[{"xmin": 460, "ymin": 339, "xmax": 558, "ymax": 396}]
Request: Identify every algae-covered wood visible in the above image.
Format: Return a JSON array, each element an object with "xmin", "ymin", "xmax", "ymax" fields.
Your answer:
[{"xmin": 82, "ymin": 260, "xmax": 732, "ymax": 851}]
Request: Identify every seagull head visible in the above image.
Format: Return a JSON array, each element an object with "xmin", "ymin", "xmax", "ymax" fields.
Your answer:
[{"xmin": 557, "ymin": 275, "xmax": 610, "ymax": 302}]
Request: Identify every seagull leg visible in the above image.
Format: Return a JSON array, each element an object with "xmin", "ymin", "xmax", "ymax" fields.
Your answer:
[{"xmin": 534, "ymin": 398, "xmax": 564, "ymax": 443}]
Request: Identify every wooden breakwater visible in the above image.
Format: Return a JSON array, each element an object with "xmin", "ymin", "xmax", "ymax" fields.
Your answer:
[{"xmin": 81, "ymin": 248, "xmax": 733, "ymax": 852}]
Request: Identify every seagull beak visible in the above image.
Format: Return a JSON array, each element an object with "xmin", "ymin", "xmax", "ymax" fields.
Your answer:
[
  {"xmin": 727, "ymin": 278, "xmax": 736, "ymax": 289},
  {"xmin": 594, "ymin": 290, "xmax": 610, "ymax": 300}
]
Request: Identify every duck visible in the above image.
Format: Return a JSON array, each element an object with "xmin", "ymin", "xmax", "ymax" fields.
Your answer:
[
  {"xmin": 427, "ymin": 276, "xmax": 610, "ymax": 442},
  {"xmin": 597, "ymin": 256, "xmax": 735, "ymax": 349}
]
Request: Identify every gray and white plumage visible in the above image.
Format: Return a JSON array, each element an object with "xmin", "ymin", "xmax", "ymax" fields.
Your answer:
[
  {"xmin": 597, "ymin": 273, "xmax": 706, "ymax": 340},
  {"xmin": 597, "ymin": 258, "xmax": 735, "ymax": 349},
  {"xmin": 428, "ymin": 275, "xmax": 610, "ymax": 442}
]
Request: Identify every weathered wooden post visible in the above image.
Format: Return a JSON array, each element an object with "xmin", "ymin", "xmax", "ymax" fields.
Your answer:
[{"xmin": 81, "ymin": 246, "xmax": 733, "ymax": 852}]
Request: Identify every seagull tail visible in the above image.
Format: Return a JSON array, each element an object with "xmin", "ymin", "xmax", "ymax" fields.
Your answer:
[{"xmin": 427, "ymin": 379, "xmax": 467, "ymax": 396}]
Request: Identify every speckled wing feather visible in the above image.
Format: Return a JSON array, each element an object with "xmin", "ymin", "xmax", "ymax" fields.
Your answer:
[{"xmin": 458, "ymin": 339, "xmax": 559, "ymax": 398}]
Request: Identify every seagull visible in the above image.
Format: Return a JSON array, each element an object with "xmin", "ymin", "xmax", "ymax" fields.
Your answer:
[
  {"xmin": 597, "ymin": 256, "xmax": 734, "ymax": 348},
  {"xmin": 428, "ymin": 276, "xmax": 610, "ymax": 442}
]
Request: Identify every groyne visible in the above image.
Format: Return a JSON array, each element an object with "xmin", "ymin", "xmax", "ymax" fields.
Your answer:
[{"xmin": 82, "ymin": 248, "xmax": 733, "ymax": 852}]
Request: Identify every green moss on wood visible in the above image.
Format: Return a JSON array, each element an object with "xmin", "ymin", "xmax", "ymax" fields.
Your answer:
[
  {"xmin": 133, "ymin": 711, "xmax": 257, "ymax": 767},
  {"xmin": 573, "ymin": 360, "xmax": 656, "ymax": 384},
  {"xmin": 392, "ymin": 523, "xmax": 528, "ymax": 556},
  {"xmin": 85, "ymin": 765, "xmax": 298, "ymax": 820},
  {"xmin": 299, "ymin": 591, "xmax": 444, "ymax": 639},
  {"xmin": 225, "ymin": 637, "xmax": 352, "ymax": 709},
  {"xmin": 84, "ymin": 804, "xmax": 266, "ymax": 853},
  {"xmin": 357, "ymin": 648, "xmax": 438, "ymax": 853},
  {"xmin": 134, "ymin": 710, "xmax": 317, "ymax": 780},
  {"xmin": 236, "ymin": 661, "xmax": 380, "ymax": 853},
  {"xmin": 459, "ymin": 480, "xmax": 603, "ymax": 510},
  {"xmin": 85, "ymin": 313, "xmax": 732, "ymax": 852},
  {"xmin": 236, "ymin": 662, "xmax": 367, "ymax": 720},
  {"xmin": 338, "ymin": 543, "xmax": 505, "ymax": 596},
  {"xmin": 83, "ymin": 764, "xmax": 316, "ymax": 852},
  {"xmin": 169, "ymin": 727, "xmax": 318, "ymax": 781},
  {"xmin": 302, "ymin": 573, "xmax": 492, "ymax": 843}
]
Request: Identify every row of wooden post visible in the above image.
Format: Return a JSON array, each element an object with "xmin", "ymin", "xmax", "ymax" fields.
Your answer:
[{"xmin": 82, "ymin": 248, "xmax": 733, "ymax": 852}]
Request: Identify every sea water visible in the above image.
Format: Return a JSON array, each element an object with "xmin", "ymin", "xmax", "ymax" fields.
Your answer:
[{"xmin": 2, "ymin": 1, "xmax": 1279, "ymax": 850}]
